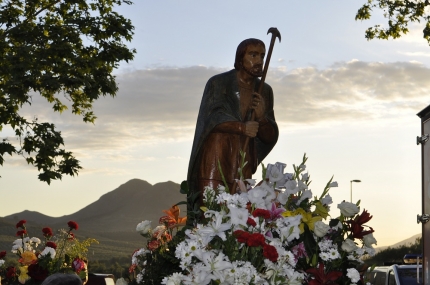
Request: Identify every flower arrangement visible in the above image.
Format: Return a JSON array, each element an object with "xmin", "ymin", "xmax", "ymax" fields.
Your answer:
[
  {"xmin": 0, "ymin": 220, "xmax": 98, "ymax": 284},
  {"xmin": 130, "ymin": 154, "xmax": 376, "ymax": 285},
  {"xmin": 130, "ymin": 205, "xmax": 187, "ymax": 284}
]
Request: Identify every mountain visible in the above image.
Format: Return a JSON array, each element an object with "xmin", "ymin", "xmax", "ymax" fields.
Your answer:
[
  {"xmin": 0, "ymin": 179, "xmax": 186, "ymax": 259},
  {"xmin": 376, "ymin": 233, "xmax": 421, "ymax": 252}
]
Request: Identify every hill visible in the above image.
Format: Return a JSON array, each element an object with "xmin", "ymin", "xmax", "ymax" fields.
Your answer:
[
  {"xmin": 375, "ymin": 233, "xmax": 421, "ymax": 252},
  {"xmin": 0, "ymin": 179, "xmax": 186, "ymax": 260}
]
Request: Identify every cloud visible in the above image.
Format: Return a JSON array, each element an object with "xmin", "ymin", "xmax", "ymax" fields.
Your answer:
[{"xmin": 6, "ymin": 62, "xmax": 430, "ymax": 156}]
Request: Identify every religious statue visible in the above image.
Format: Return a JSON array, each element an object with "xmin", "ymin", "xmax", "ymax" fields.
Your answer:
[{"xmin": 187, "ymin": 36, "xmax": 279, "ymax": 209}]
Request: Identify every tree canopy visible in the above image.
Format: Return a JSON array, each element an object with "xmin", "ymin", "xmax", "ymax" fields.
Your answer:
[
  {"xmin": 356, "ymin": 0, "xmax": 430, "ymax": 44},
  {"xmin": 0, "ymin": 0, "xmax": 135, "ymax": 184}
]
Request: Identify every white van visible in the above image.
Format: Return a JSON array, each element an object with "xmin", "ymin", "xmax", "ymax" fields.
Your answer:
[{"xmin": 365, "ymin": 265, "xmax": 422, "ymax": 285}]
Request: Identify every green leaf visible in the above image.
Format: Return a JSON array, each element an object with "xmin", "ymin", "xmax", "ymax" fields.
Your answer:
[
  {"xmin": 179, "ymin": 180, "xmax": 189, "ymax": 194},
  {"xmin": 0, "ymin": 0, "xmax": 136, "ymax": 182}
]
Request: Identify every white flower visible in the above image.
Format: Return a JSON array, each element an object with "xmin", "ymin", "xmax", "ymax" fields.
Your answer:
[
  {"xmin": 301, "ymin": 172, "xmax": 309, "ymax": 181},
  {"xmin": 277, "ymin": 192, "xmax": 289, "ymax": 205},
  {"xmin": 364, "ymin": 246, "xmax": 376, "ymax": 256},
  {"xmin": 337, "ymin": 201, "xmax": 359, "ymax": 217},
  {"xmin": 266, "ymin": 162, "xmax": 291, "ymax": 186},
  {"xmin": 228, "ymin": 205, "xmax": 249, "ymax": 227},
  {"xmin": 347, "ymin": 268, "xmax": 360, "ymax": 283},
  {"xmin": 136, "ymin": 220, "xmax": 152, "ymax": 235},
  {"xmin": 203, "ymin": 187, "xmax": 216, "ymax": 203},
  {"xmin": 30, "ymin": 237, "xmax": 41, "ymax": 246},
  {"xmin": 319, "ymin": 252, "xmax": 330, "ymax": 261},
  {"xmin": 116, "ymin": 277, "xmax": 128, "ymax": 285},
  {"xmin": 246, "ymin": 178, "xmax": 256, "ymax": 186},
  {"xmin": 247, "ymin": 187, "xmax": 267, "ymax": 209},
  {"xmin": 266, "ymin": 162, "xmax": 286, "ymax": 183},
  {"xmin": 40, "ymin": 247, "xmax": 56, "ymax": 259},
  {"xmin": 297, "ymin": 189, "xmax": 312, "ymax": 205},
  {"xmin": 341, "ymin": 239, "xmax": 358, "ymax": 253},
  {"xmin": 318, "ymin": 239, "xmax": 334, "ymax": 251},
  {"xmin": 363, "ymin": 233, "xmax": 377, "ymax": 247},
  {"xmin": 200, "ymin": 251, "xmax": 232, "ymax": 282},
  {"xmin": 198, "ymin": 212, "xmax": 231, "ymax": 245},
  {"xmin": 329, "ymin": 181, "xmax": 338, "ymax": 187},
  {"xmin": 313, "ymin": 221, "xmax": 330, "ymax": 237},
  {"xmin": 277, "ymin": 215, "xmax": 302, "ymax": 243},
  {"xmin": 328, "ymin": 248, "xmax": 340, "ymax": 260},
  {"xmin": 321, "ymin": 194, "xmax": 333, "ymax": 206},
  {"xmin": 162, "ymin": 272, "xmax": 185, "ymax": 285},
  {"xmin": 132, "ymin": 248, "xmax": 148, "ymax": 265},
  {"xmin": 0, "ymin": 260, "xmax": 5, "ymax": 266},
  {"xmin": 298, "ymin": 180, "xmax": 308, "ymax": 191},
  {"xmin": 285, "ymin": 180, "xmax": 297, "ymax": 192}
]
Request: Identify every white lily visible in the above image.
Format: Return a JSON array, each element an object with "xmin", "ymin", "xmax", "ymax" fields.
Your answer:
[{"xmin": 199, "ymin": 212, "xmax": 231, "ymax": 245}]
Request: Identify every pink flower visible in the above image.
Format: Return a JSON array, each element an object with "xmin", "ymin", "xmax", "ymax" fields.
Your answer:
[{"xmin": 72, "ymin": 258, "xmax": 86, "ymax": 273}]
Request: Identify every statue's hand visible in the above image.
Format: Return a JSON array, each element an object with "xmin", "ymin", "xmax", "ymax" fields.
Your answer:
[
  {"xmin": 244, "ymin": 121, "xmax": 259, "ymax": 137},
  {"xmin": 251, "ymin": 92, "xmax": 265, "ymax": 120}
]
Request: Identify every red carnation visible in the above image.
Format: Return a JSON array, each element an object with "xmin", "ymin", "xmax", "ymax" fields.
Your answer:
[
  {"xmin": 246, "ymin": 233, "xmax": 266, "ymax": 247},
  {"xmin": 129, "ymin": 264, "xmax": 137, "ymax": 273},
  {"xmin": 0, "ymin": 251, "xmax": 6, "ymax": 259},
  {"xmin": 247, "ymin": 217, "xmax": 257, "ymax": 227},
  {"xmin": 252, "ymin": 209, "xmax": 270, "ymax": 220},
  {"xmin": 233, "ymin": 230, "xmax": 250, "ymax": 243},
  {"xmin": 42, "ymin": 227, "xmax": 53, "ymax": 238},
  {"xmin": 263, "ymin": 244, "xmax": 278, "ymax": 262},
  {"xmin": 16, "ymin": 220, "xmax": 26, "ymax": 229},
  {"xmin": 6, "ymin": 266, "xmax": 17, "ymax": 278},
  {"xmin": 68, "ymin": 233, "xmax": 75, "ymax": 240},
  {"xmin": 16, "ymin": 230, "xmax": 27, "ymax": 236},
  {"xmin": 147, "ymin": 240, "xmax": 160, "ymax": 251},
  {"xmin": 67, "ymin": 221, "xmax": 79, "ymax": 230},
  {"xmin": 45, "ymin": 241, "xmax": 57, "ymax": 249}
]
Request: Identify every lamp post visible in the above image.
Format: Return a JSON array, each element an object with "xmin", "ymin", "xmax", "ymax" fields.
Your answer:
[{"xmin": 350, "ymin": 180, "xmax": 361, "ymax": 202}]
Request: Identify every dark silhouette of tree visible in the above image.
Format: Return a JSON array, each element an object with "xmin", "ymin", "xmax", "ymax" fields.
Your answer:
[
  {"xmin": 356, "ymin": 1, "xmax": 430, "ymax": 46},
  {"xmin": 363, "ymin": 238, "xmax": 422, "ymax": 266},
  {"xmin": 0, "ymin": 0, "xmax": 135, "ymax": 183}
]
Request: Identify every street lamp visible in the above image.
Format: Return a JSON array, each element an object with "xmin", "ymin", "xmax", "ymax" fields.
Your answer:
[{"xmin": 350, "ymin": 180, "xmax": 361, "ymax": 202}]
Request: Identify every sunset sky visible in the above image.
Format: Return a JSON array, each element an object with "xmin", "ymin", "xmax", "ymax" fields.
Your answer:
[{"xmin": 1, "ymin": 1, "xmax": 430, "ymax": 247}]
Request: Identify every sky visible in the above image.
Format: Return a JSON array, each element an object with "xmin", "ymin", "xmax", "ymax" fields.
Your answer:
[{"xmin": 1, "ymin": 1, "xmax": 430, "ymax": 247}]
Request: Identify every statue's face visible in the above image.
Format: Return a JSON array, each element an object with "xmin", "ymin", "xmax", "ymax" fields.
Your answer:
[{"xmin": 241, "ymin": 43, "xmax": 265, "ymax": 77}]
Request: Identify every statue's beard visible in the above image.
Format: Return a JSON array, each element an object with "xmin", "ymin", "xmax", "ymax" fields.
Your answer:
[{"xmin": 242, "ymin": 63, "xmax": 263, "ymax": 77}]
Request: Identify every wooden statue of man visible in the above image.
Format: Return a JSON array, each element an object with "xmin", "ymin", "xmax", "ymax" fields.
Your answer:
[{"xmin": 187, "ymin": 38, "xmax": 279, "ymax": 204}]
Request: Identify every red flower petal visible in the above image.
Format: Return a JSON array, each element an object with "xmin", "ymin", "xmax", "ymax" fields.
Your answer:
[{"xmin": 67, "ymin": 221, "xmax": 79, "ymax": 230}]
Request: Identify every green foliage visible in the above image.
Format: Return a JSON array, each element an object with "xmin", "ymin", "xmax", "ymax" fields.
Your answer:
[
  {"xmin": 88, "ymin": 256, "xmax": 132, "ymax": 281},
  {"xmin": 363, "ymin": 237, "xmax": 422, "ymax": 265},
  {"xmin": 356, "ymin": 0, "xmax": 430, "ymax": 45},
  {"xmin": 0, "ymin": 0, "xmax": 136, "ymax": 184}
]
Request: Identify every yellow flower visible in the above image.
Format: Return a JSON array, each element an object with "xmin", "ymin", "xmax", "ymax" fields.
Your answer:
[
  {"xmin": 18, "ymin": 265, "xmax": 31, "ymax": 284},
  {"xmin": 300, "ymin": 211, "xmax": 322, "ymax": 232},
  {"xmin": 313, "ymin": 201, "xmax": 329, "ymax": 219},
  {"xmin": 282, "ymin": 208, "xmax": 322, "ymax": 233},
  {"xmin": 19, "ymin": 251, "xmax": 37, "ymax": 265}
]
